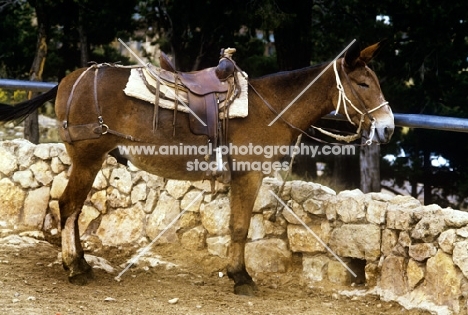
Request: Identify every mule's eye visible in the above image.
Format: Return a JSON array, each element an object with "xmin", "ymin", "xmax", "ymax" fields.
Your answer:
[{"xmin": 358, "ymin": 83, "xmax": 369, "ymax": 88}]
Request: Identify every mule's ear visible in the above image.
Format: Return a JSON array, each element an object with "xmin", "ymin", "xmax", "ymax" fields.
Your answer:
[
  {"xmin": 344, "ymin": 41, "xmax": 361, "ymax": 68},
  {"xmin": 359, "ymin": 39, "xmax": 387, "ymax": 63}
]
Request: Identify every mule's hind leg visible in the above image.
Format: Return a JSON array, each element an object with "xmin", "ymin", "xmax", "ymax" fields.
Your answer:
[
  {"xmin": 59, "ymin": 145, "xmax": 107, "ymax": 285},
  {"xmin": 227, "ymin": 171, "xmax": 263, "ymax": 295}
]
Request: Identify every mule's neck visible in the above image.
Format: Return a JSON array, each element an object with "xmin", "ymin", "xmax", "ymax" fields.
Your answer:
[{"xmin": 249, "ymin": 62, "xmax": 337, "ymax": 137}]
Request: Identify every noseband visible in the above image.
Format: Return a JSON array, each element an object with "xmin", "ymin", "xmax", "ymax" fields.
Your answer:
[{"xmin": 312, "ymin": 60, "xmax": 389, "ymax": 145}]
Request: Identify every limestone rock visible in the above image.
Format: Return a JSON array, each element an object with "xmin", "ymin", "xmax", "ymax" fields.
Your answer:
[
  {"xmin": 425, "ymin": 250, "xmax": 463, "ymax": 312},
  {"xmin": 96, "ymin": 203, "xmax": 145, "ymax": 245},
  {"xmin": 23, "ymin": 186, "xmax": 50, "ymax": 229},
  {"xmin": 411, "ymin": 212, "xmax": 446, "ymax": 242},
  {"xmin": 206, "ymin": 235, "xmax": 231, "ymax": 258},
  {"xmin": 144, "ymin": 189, "xmax": 159, "ymax": 214},
  {"xmin": 200, "ymin": 196, "xmax": 230, "ymax": 235},
  {"xmin": 0, "ymin": 146, "xmax": 17, "ymax": 176},
  {"xmin": 252, "ymin": 177, "xmax": 281, "ymax": 212},
  {"xmin": 179, "ymin": 211, "xmax": 199, "ymax": 229},
  {"xmin": 106, "ymin": 187, "xmax": 131, "ymax": 208},
  {"xmin": 302, "ymin": 254, "xmax": 330, "ymax": 282},
  {"xmin": 366, "ymin": 199, "xmax": 387, "ymax": 225},
  {"xmin": 146, "ymin": 192, "xmax": 180, "ymax": 243},
  {"xmin": 33, "ymin": 143, "xmax": 52, "ymax": 159},
  {"xmin": 109, "ymin": 167, "xmax": 132, "ymax": 194},
  {"xmin": 282, "ymin": 200, "xmax": 311, "ymax": 225},
  {"xmin": 92, "ymin": 170, "xmax": 108, "ymax": 190},
  {"xmin": 248, "ymin": 214, "xmax": 266, "ymax": 241},
  {"xmin": 290, "ymin": 181, "xmax": 314, "ymax": 203},
  {"xmin": 16, "ymin": 140, "xmax": 35, "ymax": 170},
  {"xmin": 50, "ymin": 171, "xmax": 68, "ymax": 199},
  {"xmin": 180, "ymin": 189, "xmax": 204, "ymax": 212},
  {"xmin": 181, "ymin": 225, "xmax": 206, "ymax": 250},
  {"xmin": 386, "ymin": 208, "xmax": 412, "ymax": 231},
  {"xmin": 191, "ymin": 180, "xmax": 212, "ymax": 192},
  {"xmin": 329, "ymin": 224, "xmax": 381, "ymax": 260},
  {"xmin": 0, "ymin": 178, "xmax": 25, "ymax": 226},
  {"xmin": 78, "ymin": 205, "xmax": 100, "ymax": 236},
  {"xmin": 12, "ymin": 170, "xmax": 37, "ymax": 189},
  {"xmin": 245, "ymin": 238, "xmax": 291, "ymax": 274},
  {"xmin": 302, "ymin": 184, "xmax": 335, "ymax": 217},
  {"xmin": 165, "ymin": 180, "xmax": 191, "ymax": 199},
  {"xmin": 263, "ymin": 212, "xmax": 286, "ymax": 237},
  {"xmin": 50, "ymin": 156, "xmax": 66, "ymax": 174},
  {"xmin": 287, "ymin": 221, "xmax": 330, "ymax": 254},
  {"xmin": 398, "ymin": 231, "xmax": 412, "ymax": 248},
  {"xmin": 381, "ymin": 229, "xmax": 398, "ymax": 257},
  {"xmin": 453, "ymin": 240, "xmax": 468, "ymax": 279},
  {"xmin": 365, "ymin": 261, "xmax": 379, "ymax": 287},
  {"xmin": 328, "ymin": 189, "xmax": 367, "ymax": 223},
  {"xmin": 380, "ymin": 256, "xmax": 408, "ymax": 295},
  {"xmin": 408, "ymin": 243, "xmax": 437, "ymax": 262},
  {"xmin": 327, "ymin": 259, "xmax": 352, "ymax": 285},
  {"xmin": 30, "ymin": 160, "xmax": 54, "ymax": 185},
  {"xmin": 438, "ymin": 229, "xmax": 457, "ymax": 254},
  {"xmin": 444, "ymin": 209, "xmax": 468, "ymax": 228},
  {"xmin": 407, "ymin": 259, "xmax": 424, "ymax": 289},
  {"xmin": 388, "ymin": 195, "xmax": 421, "ymax": 210},
  {"xmin": 131, "ymin": 183, "xmax": 147, "ymax": 204},
  {"xmin": 58, "ymin": 147, "xmax": 71, "ymax": 165},
  {"xmin": 90, "ymin": 190, "xmax": 107, "ymax": 213}
]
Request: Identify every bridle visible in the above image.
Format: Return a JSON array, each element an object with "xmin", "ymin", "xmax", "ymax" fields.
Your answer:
[
  {"xmin": 250, "ymin": 59, "xmax": 389, "ymax": 145},
  {"xmin": 311, "ymin": 59, "xmax": 389, "ymax": 145}
]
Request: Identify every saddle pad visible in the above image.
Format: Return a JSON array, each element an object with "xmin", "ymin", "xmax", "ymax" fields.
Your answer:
[{"xmin": 123, "ymin": 67, "xmax": 248, "ymax": 119}]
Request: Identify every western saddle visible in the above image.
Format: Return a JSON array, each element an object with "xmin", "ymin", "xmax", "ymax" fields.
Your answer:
[{"xmin": 143, "ymin": 48, "xmax": 241, "ymax": 184}]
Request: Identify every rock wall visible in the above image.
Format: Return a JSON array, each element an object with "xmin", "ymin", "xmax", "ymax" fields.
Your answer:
[{"xmin": 1, "ymin": 139, "xmax": 467, "ymax": 314}]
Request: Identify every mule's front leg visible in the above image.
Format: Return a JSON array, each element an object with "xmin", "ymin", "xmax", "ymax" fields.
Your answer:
[{"xmin": 227, "ymin": 171, "xmax": 263, "ymax": 295}]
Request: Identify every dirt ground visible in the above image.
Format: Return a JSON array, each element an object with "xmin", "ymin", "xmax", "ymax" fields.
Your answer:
[{"xmin": 0, "ymin": 233, "xmax": 432, "ymax": 315}]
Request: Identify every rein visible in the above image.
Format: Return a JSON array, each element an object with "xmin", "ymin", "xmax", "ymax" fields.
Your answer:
[{"xmin": 249, "ymin": 59, "xmax": 388, "ymax": 146}]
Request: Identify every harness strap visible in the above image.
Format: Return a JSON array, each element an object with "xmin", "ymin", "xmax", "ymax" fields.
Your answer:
[
  {"xmin": 62, "ymin": 65, "xmax": 96, "ymax": 143},
  {"xmin": 153, "ymin": 68, "xmax": 161, "ymax": 132}
]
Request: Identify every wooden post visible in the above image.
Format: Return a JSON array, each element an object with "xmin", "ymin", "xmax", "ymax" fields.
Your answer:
[{"xmin": 360, "ymin": 139, "xmax": 381, "ymax": 193}]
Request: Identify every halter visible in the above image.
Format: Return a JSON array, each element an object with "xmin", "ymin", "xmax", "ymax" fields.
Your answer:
[{"xmin": 311, "ymin": 60, "xmax": 389, "ymax": 145}]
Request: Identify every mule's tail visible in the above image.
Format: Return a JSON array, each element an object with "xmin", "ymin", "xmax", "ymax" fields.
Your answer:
[{"xmin": 0, "ymin": 85, "xmax": 59, "ymax": 122}]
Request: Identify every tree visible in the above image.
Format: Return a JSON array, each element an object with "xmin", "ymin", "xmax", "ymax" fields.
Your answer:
[
  {"xmin": 378, "ymin": 1, "xmax": 468, "ymax": 206},
  {"xmin": 25, "ymin": 0, "xmax": 50, "ymax": 144}
]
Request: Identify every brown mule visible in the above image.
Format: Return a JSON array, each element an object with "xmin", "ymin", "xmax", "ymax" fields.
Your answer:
[{"xmin": 0, "ymin": 41, "xmax": 393, "ymax": 295}]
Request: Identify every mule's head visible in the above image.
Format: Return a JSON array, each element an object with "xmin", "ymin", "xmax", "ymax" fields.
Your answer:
[{"xmin": 334, "ymin": 41, "xmax": 394, "ymax": 144}]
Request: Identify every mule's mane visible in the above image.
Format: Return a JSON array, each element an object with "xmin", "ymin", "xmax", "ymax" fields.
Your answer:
[{"xmin": 250, "ymin": 61, "xmax": 330, "ymax": 82}]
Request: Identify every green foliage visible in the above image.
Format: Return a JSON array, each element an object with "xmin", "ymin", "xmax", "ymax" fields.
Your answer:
[{"xmin": 0, "ymin": 0, "xmax": 37, "ymax": 79}]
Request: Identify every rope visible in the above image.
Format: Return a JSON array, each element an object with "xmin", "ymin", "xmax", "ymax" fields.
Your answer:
[{"xmin": 311, "ymin": 60, "xmax": 389, "ymax": 145}]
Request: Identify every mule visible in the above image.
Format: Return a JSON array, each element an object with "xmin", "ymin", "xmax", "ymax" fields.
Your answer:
[{"xmin": 0, "ymin": 41, "xmax": 393, "ymax": 295}]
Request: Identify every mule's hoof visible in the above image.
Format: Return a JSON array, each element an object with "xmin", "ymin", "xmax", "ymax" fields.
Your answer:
[
  {"xmin": 68, "ymin": 270, "xmax": 94, "ymax": 286},
  {"xmin": 234, "ymin": 283, "xmax": 256, "ymax": 296}
]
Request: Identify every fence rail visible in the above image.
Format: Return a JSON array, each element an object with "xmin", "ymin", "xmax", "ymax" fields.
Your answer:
[{"xmin": 2, "ymin": 78, "xmax": 468, "ymax": 133}]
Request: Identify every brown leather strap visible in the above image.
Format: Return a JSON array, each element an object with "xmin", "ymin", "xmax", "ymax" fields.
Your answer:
[{"xmin": 153, "ymin": 70, "xmax": 160, "ymax": 132}]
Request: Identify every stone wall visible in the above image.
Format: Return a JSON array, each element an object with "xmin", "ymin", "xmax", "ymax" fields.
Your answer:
[{"xmin": 1, "ymin": 139, "xmax": 467, "ymax": 314}]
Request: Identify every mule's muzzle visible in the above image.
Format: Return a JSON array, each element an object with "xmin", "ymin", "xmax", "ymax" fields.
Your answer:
[
  {"xmin": 375, "ymin": 125, "xmax": 394, "ymax": 144},
  {"xmin": 372, "ymin": 118, "xmax": 395, "ymax": 144}
]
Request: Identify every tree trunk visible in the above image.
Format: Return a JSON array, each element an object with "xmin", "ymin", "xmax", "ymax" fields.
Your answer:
[
  {"xmin": 360, "ymin": 141, "xmax": 381, "ymax": 193},
  {"xmin": 25, "ymin": 0, "xmax": 48, "ymax": 144}
]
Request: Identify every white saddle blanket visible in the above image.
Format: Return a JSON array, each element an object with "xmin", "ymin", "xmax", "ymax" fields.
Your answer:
[{"xmin": 123, "ymin": 68, "xmax": 248, "ymax": 119}]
